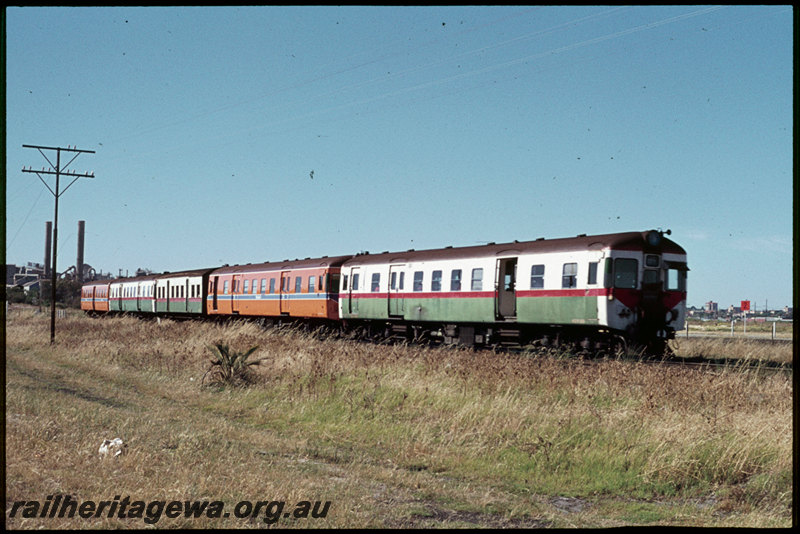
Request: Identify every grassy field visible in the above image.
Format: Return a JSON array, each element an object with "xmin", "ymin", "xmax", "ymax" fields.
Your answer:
[{"xmin": 4, "ymin": 308, "xmax": 794, "ymax": 528}]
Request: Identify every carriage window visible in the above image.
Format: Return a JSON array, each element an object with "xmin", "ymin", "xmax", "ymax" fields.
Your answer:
[
  {"xmin": 224, "ymin": 280, "xmax": 229, "ymax": 294},
  {"xmin": 295, "ymin": 277, "xmax": 303, "ymax": 293},
  {"xmin": 308, "ymin": 276, "xmax": 315, "ymax": 293},
  {"xmin": 390, "ymin": 272, "xmax": 397, "ymax": 290},
  {"xmin": 665, "ymin": 265, "xmax": 687, "ymax": 292},
  {"xmin": 413, "ymin": 271, "xmax": 424, "ymax": 292},
  {"xmin": 530, "ymin": 264, "xmax": 545, "ymax": 289},
  {"xmin": 342, "ymin": 275, "xmax": 348, "ymax": 291},
  {"xmin": 371, "ymin": 273, "xmax": 380, "ymax": 292},
  {"xmin": 352, "ymin": 274, "xmax": 360, "ymax": 291},
  {"xmin": 244, "ymin": 280, "xmax": 250, "ymax": 294},
  {"xmin": 471, "ymin": 268, "xmax": 483, "ymax": 291},
  {"xmin": 450, "ymin": 269, "xmax": 462, "ymax": 291},
  {"xmin": 614, "ymin": 258, "xmax": 638, "ymax": 289},
  {"xmin": 431, "ymin": 270, "xmax": 442, "ymax": 292},
  {"xmin": 269, "ymin": 279, "xmax": 276, "ymax": 294},
  {"xmin": 260, "ymin": 279, "xmax": 267, "ymax": 293},
  {"xmin": 562, "ymin": 263, "xmax": 577, "ymax": 289},
  {"xmin": 399, "ymin": 272, "xmax": 405, "ymax": 290},
  {"xmin": 588, "ymin": 262, "xmax": 598, "ymax": 285},
  {"xmin": 329, "ymin": 274, "xmax": 339, "ymax": 294}
]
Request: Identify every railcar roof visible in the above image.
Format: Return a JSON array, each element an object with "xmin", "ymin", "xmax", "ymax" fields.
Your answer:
[
  {"xmin": 155, "ymin": 267, "xmax": 219, "ymax": 279},
  {"xmin": 210, "ymin": 255, "xmax": 352, "ymax": 275},
  {"xmin": 108, "ymin": 273, "xmax": 160, "ymax": 284},
  {"xmin": 342, "ymin": 230, "xmax": 686, "ymax": 266},
  {"xmin": 107, "ymin": 268, "xmax": 219, "ymax": 284},
  {"xmin": 82, "ymin": 279, "xmax": 113, "ymax": 286}
]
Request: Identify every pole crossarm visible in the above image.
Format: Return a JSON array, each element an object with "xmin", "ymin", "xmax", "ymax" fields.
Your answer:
[{"xmin": 22, "ymin": 168, "xmax": 95, "ymax": 197}]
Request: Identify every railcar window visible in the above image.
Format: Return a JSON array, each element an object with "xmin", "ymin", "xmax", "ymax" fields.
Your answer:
[
  {"xmin": 268, "ymin": 279, "xmax": 275, "ymax": 294},
  {"xmin": 260, "ymin": 279, "xmax": 266, "ymax": 293},
  {"xmin": 413, "ymin": 271, "xmax": 424, "ymax": 292},
  {"xmin": 399, "ymin": 272, "xmax": 405, "ymax": 290},
  {"xmin": 614, "ymin": 258, "xmax": 638, "ymax": 289},
  {"xmin": 665, "ymin": 268, "xmax": 687, "ymax": 292},
  {"xmin": 562, "ymin": 263, "xmax": 577, "ymax": 289},
  {"xmin": 224, "ymin": 280, "xmax": 229, "ymax": 294},
  {"xmin": 309, "ymin": 276, "xmax": 316, "ymax": 293},
  {"xmin": 295, "ymin": 277, "xmax": 303, "ymax": 293},
  {"xmin": 371, "ymin": 273, "xmax": 380, "ymax": 292},
  {"xmin": 643, "ymin": 269, "xmax": 659, "ymax": 285},
  {"xmin": 330, "ymin": 274, "xmax": 339, "ymax": 294},
  {"xmin": 530, "ymin": 264, "xmax": 545, "ymax": 289},
  {"xmin": 342, "ymin": 275, "xmax": 348, "ymax": 291},
  {"xmin": 390, "ymin": 272, "xmax": 397, "ymax": 290},
  {"xmin": 244, "ymin": 280, "xmax": 250, "ymax": 294},
  {"xmin": 450, "ymin": 269, "xmax": 462, "ymax": 291},
  {"xmin": 432, "ymin": 270, "xmax": 442, "ymax": 292},
  {"xmin": 352, "ymin": 274, "xmax": 360, "ymax": 291},
  {"xmin": 471, "ymin": 268, "xmax": 483, "ymax": 291},
  {"xmin": 588, "ymin": 262, "xmax": 598, "ymax": 285}
]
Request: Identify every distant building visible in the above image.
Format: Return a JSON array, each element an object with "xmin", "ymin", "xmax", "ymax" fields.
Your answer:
[{"xmin": 704, "ymin": 301, "xmax": 718, "ymax": 313}]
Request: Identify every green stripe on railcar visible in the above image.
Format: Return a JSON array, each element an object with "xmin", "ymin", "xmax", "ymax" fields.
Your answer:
[
  {"xmin": 342, "ymin": 295, "xmax": 495, "ymax": 323},
  {"xmin": 121, "ymin": 300, "xmax": 139, "ymax": 313},
  {"xmin": 516, "ymin": 295, "xmax": 599, "ymax": 324}
]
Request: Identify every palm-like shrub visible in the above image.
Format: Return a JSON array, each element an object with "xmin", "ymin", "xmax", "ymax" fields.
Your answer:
[{"xmin": 201, "ymin": 343, "xmax": 263, "ymax": 387}]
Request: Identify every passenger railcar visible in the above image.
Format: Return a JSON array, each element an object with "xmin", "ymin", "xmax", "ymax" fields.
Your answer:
[
  {"xmin": 109, "ymin": 274, "xmax": 158, "ymax": 314},
  {"xmin": 80, "ymin": 280, "xmax": 111, "ymax": 314},
  {"xmin": 206, "ymin": 256, "xmax": 349, "ymax": 322},
  {"xmin": 338, "ymin": 230, "xmax": 687, "ymax": 352},
  {"xmin": 153, "ymin": 268, "xmax": 216, "ymax": 315}
]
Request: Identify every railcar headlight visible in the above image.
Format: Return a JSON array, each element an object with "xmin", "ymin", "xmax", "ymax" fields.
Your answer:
[{"xmin": 646, "ymin": 230, "xmax": 662, "ymax": 247}]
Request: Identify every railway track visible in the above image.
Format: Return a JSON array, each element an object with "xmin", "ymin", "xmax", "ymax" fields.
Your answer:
[{"xmin": 678, "ymin": 332, "xmax": 793, "ymax": 344}]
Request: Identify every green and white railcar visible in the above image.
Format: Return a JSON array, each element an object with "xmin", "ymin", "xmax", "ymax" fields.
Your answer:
[
  {"xmin": 108, "ymin": 275, "xmax": 157, "ymax": 313},
  {"xmin": 153, "ymin": 268, "xmax": 215, "ymax": 315},
  {"xmin": 339, "ymin": 230, "xmax": 687, "ymax": 350}
]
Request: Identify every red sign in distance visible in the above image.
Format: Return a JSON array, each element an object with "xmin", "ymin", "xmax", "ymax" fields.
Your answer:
[{"xmin": 741, "ymin": 300, "xmax": 750, "ymax": 311}]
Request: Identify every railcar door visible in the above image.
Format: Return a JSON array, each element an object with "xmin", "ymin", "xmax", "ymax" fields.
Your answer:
[
  {"xmin": 231, "ymin": 275, "xmax": 243, "ymax": 314},
  {"xmin": 279, "ymin": 271, "xmax": 291, "ymax": 314},
  {"xmin": 211, "ymin": 276, "xmax": 219, "ymax": 311},
  {"xmin": 388, "ymin": 265, "xmax": 405, "ymax": 317},
  {"xmin": 348, "ymin": 267, "xmax": 361, "ymax": 314},
  {"xmin": 496, "ymin": 258, "xmax": 518, "ymax": 320}
]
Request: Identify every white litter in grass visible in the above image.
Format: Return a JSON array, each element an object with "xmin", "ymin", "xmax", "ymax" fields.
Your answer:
[{"xmin": 98, "ymin": 438, "xmax": 126, "ymax": 458}]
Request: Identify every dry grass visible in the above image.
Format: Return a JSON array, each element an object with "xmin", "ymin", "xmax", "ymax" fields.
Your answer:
[{"xmin": 4, "ymin": 307, "xmax": 793, "ymax": 528}]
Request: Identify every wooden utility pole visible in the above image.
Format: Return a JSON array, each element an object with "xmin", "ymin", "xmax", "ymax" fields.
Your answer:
[{"xmin": 22, "ymin": 144, "xmax": 95, "ymax": 343}]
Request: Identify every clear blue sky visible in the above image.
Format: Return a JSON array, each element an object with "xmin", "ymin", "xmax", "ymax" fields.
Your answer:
[{"xmin": 4, "ymin": 6, "xmax": 794, "ymax": 310}]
